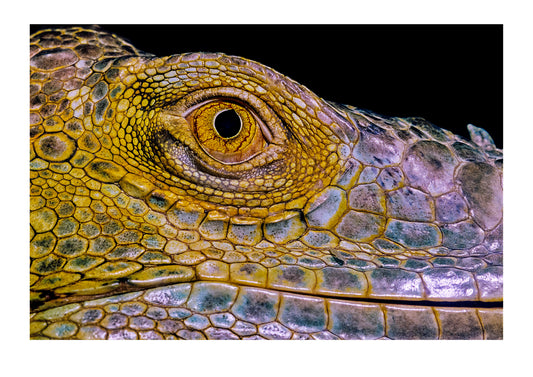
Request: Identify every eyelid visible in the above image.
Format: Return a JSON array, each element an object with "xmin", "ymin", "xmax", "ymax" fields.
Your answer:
[{"xmin": 165, "ymin": 87, "xmax": 285, "ymax": 145}]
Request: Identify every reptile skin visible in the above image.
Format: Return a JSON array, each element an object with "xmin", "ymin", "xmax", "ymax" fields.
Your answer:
[{"xmin": 30, "ymin": 26, "xmax": 503, "ymax": 340}]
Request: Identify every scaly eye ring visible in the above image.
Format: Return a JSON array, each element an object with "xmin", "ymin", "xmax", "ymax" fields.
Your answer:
[{"xmin": 157, "ymin": 86, "xmax": 288, "ymax": 177}]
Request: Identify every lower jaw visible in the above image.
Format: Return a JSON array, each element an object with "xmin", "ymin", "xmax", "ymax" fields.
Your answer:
[{"xmin": 30, "ymin": 281, "xmax": 503, "ymax": 340}]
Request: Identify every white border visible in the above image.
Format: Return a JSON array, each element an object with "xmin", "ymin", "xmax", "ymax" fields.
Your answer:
[{"xmin": 3, "ymin": 1, "xmax": 530, "ymax": 375}]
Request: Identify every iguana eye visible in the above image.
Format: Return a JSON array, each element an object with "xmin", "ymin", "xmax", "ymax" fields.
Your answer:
[
  {"xmin": 188, "ymin": 100, "xmax": 267, "ymax": 164},
  {"xmin": 156, "ymin": 86, "xmax": 288, "ymax": 182}
]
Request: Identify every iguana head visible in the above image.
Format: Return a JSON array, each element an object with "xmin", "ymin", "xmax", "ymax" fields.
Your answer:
[{"xmin": 30, "ymin": 27, "xmax": 502, "ymax": 340}]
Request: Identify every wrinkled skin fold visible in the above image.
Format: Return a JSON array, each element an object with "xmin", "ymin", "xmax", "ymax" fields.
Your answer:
[{"xmin": 30, "ymin": 27, "xmax": 502, "ymax": 340}]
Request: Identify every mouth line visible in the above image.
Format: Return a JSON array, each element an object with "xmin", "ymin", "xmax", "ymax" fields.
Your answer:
[
  {"xmin": 313, "ymin": 295, "xmax": 503, "ymax": 309},
  {"xmin": 31, "ymin": 278, "xmax": 503, "ymax": 312},
  {"xmin": 270, "ymin": 286, "xmax": 503, "ymax": 309}
]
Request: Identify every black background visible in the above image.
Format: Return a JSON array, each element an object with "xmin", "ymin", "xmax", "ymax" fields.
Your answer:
[{"xmin": 31, "ymin": 24, "xmax": 503, "ymax": 148}]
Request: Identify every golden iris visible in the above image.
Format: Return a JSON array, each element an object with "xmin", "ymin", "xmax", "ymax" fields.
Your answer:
[{"xmin": 191, "ymin": 101, "xmax": 266, "ymax": 164}]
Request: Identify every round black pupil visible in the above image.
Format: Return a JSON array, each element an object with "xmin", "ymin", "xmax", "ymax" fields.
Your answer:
[{"xmin": 214, "ymin": 109, "xmax": 242, "ymax": 138}]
